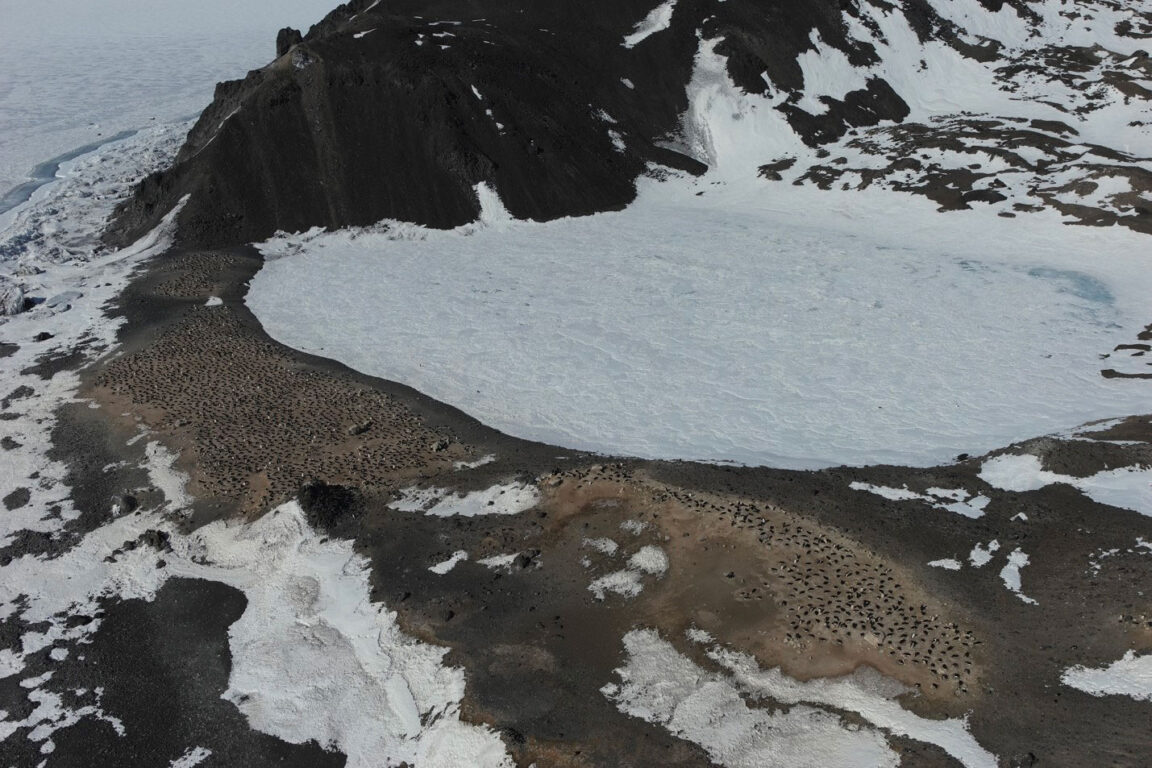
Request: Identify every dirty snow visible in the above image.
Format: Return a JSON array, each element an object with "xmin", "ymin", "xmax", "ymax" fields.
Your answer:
[
  {"xmin": 622, "ymin": 0, "xmax": 677, "ymax": 48},
  {"xmin": 969, "ymin": 540, "xmax": 1000, "ymax": 568},
  {"xmin": 476, "ymin": 553, "xmax": 520, "ymax": 572},
  {"xmin": 0, "ymin": 0, "xmax": 337, "ymax": 198},
  {"xmin": 627, "ymin": 545, "xmax": 668, "ymax": 575},
  {"xmin": 998, "ymin": 548, "xmax": 1038, "ymax": 605}
]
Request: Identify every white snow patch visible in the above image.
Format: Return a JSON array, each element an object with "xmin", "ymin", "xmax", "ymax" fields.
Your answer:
[
  {"xmin": 390, "ymin": 481, "xmax": 539, "ymax": 517},
  {"xmin": 622, "ymin": 0, "xmax": 677, "ymax": 48},
  {"xmin": 170, "ymin": 746, "xmax": 213, "ymax": 768},
  {"xmin": 928, "ymin": 559, "xmax": 963, "ymax": 571},
  {"xmin": 627, "ymin": 545, "xmax": 668, "ymax": 575},
  {"xmin": 968, "ymin": 540, "xmax": 1000, "ymax": 568},
  {"xmin": 1062, "ymin": 651, "xmax": 1152, "ymax": 702},
  {"xmin": 476, "ymin": 553, "xmax": 519, "ymax": 572},
  {"xmin": 606, "ymin": 628, "xmax": 997, "ymax": 767},
  {"xmin": 621, "ymin": 78, "xmax": 635, "ymax": 89},
  {"xmin": 685, "ymin": 627, "xmax": 714, "ymax": 644},
  {"xmin": 850, "ymin": 483, "xmax": 989, "ymax": 519},
  {"xmin": 979, "ymin": 454, "xmax": 1066, "ymax": 492},
  {"xmin": 998, "ymin": 548, "xmax": 1038, "ymax": 605},
  {"xmin": 205, "ymin": 296, "xmax": 223, "ymax": 307},
  {"xmin": 794, "ymin": 30, "xmax": 872, "ymax": 115},
  {"xmin": 453, "ymin": 454, "xmax": 496, "ymax": 470},
  {"xmin": 429, "ymin": 550, "xmax": 469, "ymax": 575},
  {"xmin": 582, "ymin": 537, "xmax": 619, "ymax": 556},
  {"xmin": 248, "ymin": 154, "xmax": 1152, "ymax": 470},
  {"xmin": 620, "ymin": 519, "xmax": 648, "ymax": 535}
]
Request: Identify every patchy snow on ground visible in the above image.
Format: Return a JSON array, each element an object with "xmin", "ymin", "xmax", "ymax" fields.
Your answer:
[
  {"xmin": 622, "ymin": 0, "xmax": 677, "ymax": 48},
  {"xmin": 582, "ymin": 537, "xmax": 619, "ymax": 556},
  {"xmin": 928, "ymin": 558, "xmax": 963, "ymax": 571},
  {"xmin": 1062, "ymin": 651, "xmax": 1152, "ymax": 702},
  {"xmin": 476, "ymin": 553, "xmax": 520, "ymax": 572},
  {"xmin": 0, "ymin": 497, "xmax": 514, "ymax": 767},
  {"xmin": 981, "ymin": 453, "xmax": 1152, "ymax": 516},
  {"xmin": 620, "ymin": 519, "xmax": 649, "ymax": 535},
  {"xmin": 604, "ymin": 628, "xmax": 997, "ymax": 768},
  {"xmin": 969, "ymin": 540, "xmax": 1000, "ymax": 568},
  {"xmin": 998, "ymin": 548, "xmax": 1038, "ymax": 605},
  {"xmin": 250, "ymin": 172, "xmax": 1152, "ymax": 470},
  {"xmin": 627, "ymin": 545, "xmax": 668, "ymax": 575},
  {"xmin": 850, "ymin": 482, "xmax": 990, "ymax": 519},
  {"xmin": 389, "ymin": 481, "xmax": 540, "ymax": 517},
  {"xmin": 248, "ymin": 10, "xmax": 1152, "ymax": 470}
]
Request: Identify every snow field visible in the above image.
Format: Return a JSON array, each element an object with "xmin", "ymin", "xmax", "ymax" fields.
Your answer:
[{"xmin": 250, "ymin": 173, "xmax": 1152, "ymax": 469}]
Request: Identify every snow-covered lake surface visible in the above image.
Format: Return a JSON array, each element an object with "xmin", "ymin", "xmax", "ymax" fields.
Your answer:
[
  {"xmin": 0, "ymin": 0, "xmax": 338, "ymax": 199},
  {"xmin": 249, "ymin": 178, "xmax": 1152, "ymax": 468}
]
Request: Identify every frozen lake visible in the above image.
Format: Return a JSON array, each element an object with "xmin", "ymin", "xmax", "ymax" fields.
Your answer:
[{"xmin": 248, "ymin": 180, "xmax": 1152, "ymax": 469}]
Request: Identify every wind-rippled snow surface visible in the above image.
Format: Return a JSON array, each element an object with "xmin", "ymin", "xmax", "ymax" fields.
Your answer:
[{"xmin": 250, "ymin": 179, "xmax": 1152, "ymax": 469}]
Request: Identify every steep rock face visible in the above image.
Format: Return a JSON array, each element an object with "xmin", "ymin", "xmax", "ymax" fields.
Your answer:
[
  {"xmin": 108, "ymin": 0, "xmax": 1152, "ymax": 246},
  {"xmin": 108, "ymin": 0, "xmax": 928, "ymax": 247}
]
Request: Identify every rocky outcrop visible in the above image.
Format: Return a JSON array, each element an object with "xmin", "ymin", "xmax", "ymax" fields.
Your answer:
[{"xmin": 107, "ymin": 0, "xmax": 1152, "ymax": 246}]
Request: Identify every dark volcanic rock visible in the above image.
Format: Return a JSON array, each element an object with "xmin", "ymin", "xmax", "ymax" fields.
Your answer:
[{"xmin": 106, "ymin": 0, "xmax": 997, "ymax": 249}]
